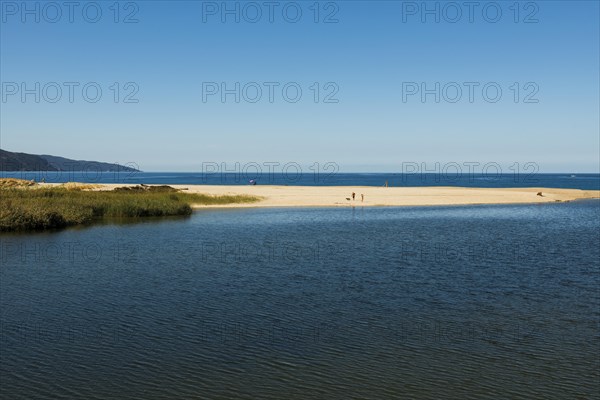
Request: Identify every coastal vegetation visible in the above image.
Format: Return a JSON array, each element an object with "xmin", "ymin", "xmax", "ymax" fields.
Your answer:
[{"xmin": 0, "ymin": 180, "xmax": 259, "ymax": 232}]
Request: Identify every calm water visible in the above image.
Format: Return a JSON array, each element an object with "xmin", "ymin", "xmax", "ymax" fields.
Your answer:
[
  {"xmin": 1, "ymin": 201, "xmax": 599, "ymax": 399},
  {"xmin": 2, "ymin": 171, "xmax": 599, "ymax": 190}
]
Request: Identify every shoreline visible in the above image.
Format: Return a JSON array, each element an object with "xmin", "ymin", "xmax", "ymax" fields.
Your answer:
[{"xmin": 42, "ymin": 183, "xmax": 600, "ymax": 209}]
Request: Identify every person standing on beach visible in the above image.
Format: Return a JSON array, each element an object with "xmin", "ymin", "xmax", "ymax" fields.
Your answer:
[
  {"xmin": 361, "ymin": 194, "xmax": 364, "ymax": 202},
  {"xmin": 352, "ymin": 192, "xmax": 356, "ymax": 200}
]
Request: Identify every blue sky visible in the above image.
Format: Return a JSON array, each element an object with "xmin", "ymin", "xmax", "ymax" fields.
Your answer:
[{"xmin": 1, "ymin": 0, "xmax": 598, "ymax": 172}]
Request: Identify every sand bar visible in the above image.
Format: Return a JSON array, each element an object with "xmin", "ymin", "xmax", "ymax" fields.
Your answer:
[{"xmin": 46, "ymin": 184, "xmax": 600, "ymax": 209}]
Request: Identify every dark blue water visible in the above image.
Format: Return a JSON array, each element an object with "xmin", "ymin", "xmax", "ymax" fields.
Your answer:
[
  {"xmin": 2, "ymin": 171, "xmax": 599, "ymax": 190},
  {"xmin": 1, "ymin": 201, "xmax": 599, "ymax": 399}
]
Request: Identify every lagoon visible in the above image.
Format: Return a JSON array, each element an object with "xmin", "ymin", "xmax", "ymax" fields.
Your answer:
[{"xmin": 1, "ymin": 201, "xmax": 599, "ymax": 398}]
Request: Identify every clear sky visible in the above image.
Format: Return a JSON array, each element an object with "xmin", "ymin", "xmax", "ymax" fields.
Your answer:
[{"xmin": 1, "ymin": 0, "xmax": 598, "ymax": 172}]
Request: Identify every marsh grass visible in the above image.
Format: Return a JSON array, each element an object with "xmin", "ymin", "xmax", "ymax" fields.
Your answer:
[
  {"xmin": 60, "ymin": 182, "xmax": 103, "ymax": 191},
  {"xmin": 0, "ymin": 188, "xmax": 259, "ymax": 232},
  {"xmin": 0, "ymin": 178, "xmax": 37, "ymax": 188}
]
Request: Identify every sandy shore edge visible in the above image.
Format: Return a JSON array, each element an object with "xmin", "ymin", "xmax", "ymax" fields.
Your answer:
[{"xmin": 40, "ymin": 183, "xmax": 600, "ymax": 209}]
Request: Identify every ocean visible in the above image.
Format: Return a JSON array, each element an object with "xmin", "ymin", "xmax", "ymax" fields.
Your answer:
[
  {"xmin": 1, "ymin": 171, "xmax": 599, "ymax": 190},
  {"xmin": 1, "ymin": 201, "xmax": 599, "ymax": 398}
]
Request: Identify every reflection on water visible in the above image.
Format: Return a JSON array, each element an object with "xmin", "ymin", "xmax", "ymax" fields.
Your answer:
[{"xmin": 1, "ymin": 201, "xmax": 599, "ymax": 399}]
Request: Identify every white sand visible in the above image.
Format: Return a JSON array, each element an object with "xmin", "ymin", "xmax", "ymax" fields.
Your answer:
[{"xmin": 60, "ymin": 184, "xmax": 600, "ymax": 208}]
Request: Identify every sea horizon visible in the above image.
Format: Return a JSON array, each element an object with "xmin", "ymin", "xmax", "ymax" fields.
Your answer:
[{"xmin": 2, "ymin": 171, "xmax": 599, "ymax": 190}]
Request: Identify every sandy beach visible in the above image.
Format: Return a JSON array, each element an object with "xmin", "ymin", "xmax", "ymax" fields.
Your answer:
[{"xmin": 55, "ymin": 184, "xmax": 600, "ymax": 208}]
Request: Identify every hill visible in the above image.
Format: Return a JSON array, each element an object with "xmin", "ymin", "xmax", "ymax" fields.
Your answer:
[{"xmin": 0, "ymin": 149, "xmax": 139, "ymax": 172}]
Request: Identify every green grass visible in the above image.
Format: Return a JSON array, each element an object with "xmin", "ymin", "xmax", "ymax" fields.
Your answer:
[{"xmin": 0, "ymin": 187, "xmax": 259, "ymax": 232}]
